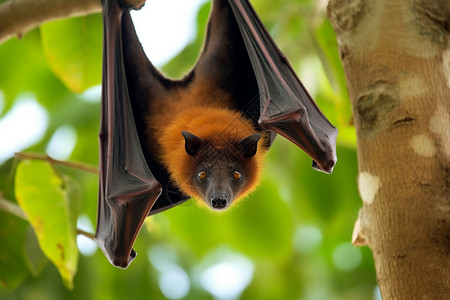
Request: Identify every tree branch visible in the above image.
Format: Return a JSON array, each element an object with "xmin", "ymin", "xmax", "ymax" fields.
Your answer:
[
  {"xmin": 15, "ymin": 152, "xmax": 98, "ymax": 174},
  {"xmin": 0, "ymin": 0, "xmax": 102, "ymax": 44}
]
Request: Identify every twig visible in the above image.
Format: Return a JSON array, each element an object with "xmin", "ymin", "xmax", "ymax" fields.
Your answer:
[
  {"xmin": 77, "ymin": 229, "xmax": 95, "ymax": 241},
  {"xmin": 0, "ymin": 197, "xmax": 28, "ymax": 220},
  {"xmin": 0, "ymin": 197, "xmax": 97, "ymax": 241},
  {"xmin": 15, "ymin": 152, "xmax": 98, "ymax": 174}
]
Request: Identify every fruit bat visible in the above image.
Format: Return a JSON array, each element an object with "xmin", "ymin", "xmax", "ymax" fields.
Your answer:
[{"xmin": 95, "ymin": 0, "xmax": 338, "ymax": 268}]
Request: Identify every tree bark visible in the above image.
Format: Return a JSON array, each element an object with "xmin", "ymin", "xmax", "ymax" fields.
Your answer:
[
  {"xmin": 0, "ymin": 0, "xmax": 149, "ymax": 44},
  {"xmin": 328, "ymin": 0, "xmax": 450, "ymax": 298},
  {"xmin": 0, "ymin": 0, "xmax": 103, "ymax": 43}
]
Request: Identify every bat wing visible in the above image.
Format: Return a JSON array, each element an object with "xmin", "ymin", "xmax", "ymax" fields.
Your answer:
[
  {"xmin": 95, "ymin": 0, "xmax": 337, "ymax": 268},
  {"xmin": 95, "ymin": 0, "xmax": 162, "ymax": 269},
  {"xmin": 228, "ymin": 0, "xmax": 338, "ymax": 173},
  {"xmin": 119, "ymin": 2, "xmax": 189, "ymax": 214}
]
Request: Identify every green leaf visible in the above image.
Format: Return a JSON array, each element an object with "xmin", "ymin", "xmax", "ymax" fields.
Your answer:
[
  {"xmin": 15, "ymin": 160, "xmax": 80, "ymax": 289},
  {"xmin": 0, "ymin": 158, "xmax": 18, "ymax": 200},
  {"xmin": 40, "ymin": 14, "xmax": 102, "ymax": 93},
  {"xmin": 0, "ymin": 210, "xmax": 29, "ymax": 290},
  {"xmin": 24, "ymin": 226, "xmax": 48, "ymax": 277},
  {"xmin": 0, "ymin": 160, "xmax": 29, "ymax": 290}
]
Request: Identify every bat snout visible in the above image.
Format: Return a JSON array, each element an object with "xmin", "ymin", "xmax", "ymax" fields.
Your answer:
[{"xmin": 210, "ymin": 194, "xmax": 229, "ymax": 210}]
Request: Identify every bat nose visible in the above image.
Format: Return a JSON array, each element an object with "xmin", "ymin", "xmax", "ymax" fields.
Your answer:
[{"xmin": 211, "ymin": 194, "xmax": 228, "ymax": 210}]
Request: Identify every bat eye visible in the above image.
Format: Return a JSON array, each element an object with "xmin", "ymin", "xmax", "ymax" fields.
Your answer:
[
  {"xmin": 233, "ymin": 171, "xmax": 242, "ymax": 180},
  {"xmin": 198, "ymin": 170, "xmax": 207, "ymax": 180}
]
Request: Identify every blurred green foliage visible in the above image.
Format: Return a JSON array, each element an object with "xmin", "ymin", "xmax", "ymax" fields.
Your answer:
[{"xmin": 0, "ymin": 0, "xmax": 377, "ymax": 299}]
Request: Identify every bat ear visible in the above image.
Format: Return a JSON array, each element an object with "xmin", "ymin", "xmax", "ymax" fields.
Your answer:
[
  {"xmin": 237, "ymin": 133, "xmax": 261, "ymax": 158},
  {"xmin": 182, "ymin": 131, "xmax": 206, "ymax": 156}
]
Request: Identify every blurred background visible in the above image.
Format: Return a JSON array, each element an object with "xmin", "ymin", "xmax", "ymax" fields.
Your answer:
[{"xmin": 0, "ymin": 0, "xmax": 379, "ymax": 299}]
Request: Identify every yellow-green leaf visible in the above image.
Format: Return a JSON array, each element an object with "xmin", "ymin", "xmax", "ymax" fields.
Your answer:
[
  {"xmin": 40, "ymin": 14, "xmax": 102, "ymax": 93},
  {"xmin": 15, "ymin": 160, "xmax": 80, "ymax": 289}
]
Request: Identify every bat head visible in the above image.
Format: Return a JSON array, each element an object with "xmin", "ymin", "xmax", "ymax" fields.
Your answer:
[{"xmin": 181, "ymin": 131, "xmax": 262, "ymax": 211}]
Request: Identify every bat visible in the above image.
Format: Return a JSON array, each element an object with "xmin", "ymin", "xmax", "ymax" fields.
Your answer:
[{"xmin": 95, "ymin": 0, "xmax": 338, "ymax": 268}]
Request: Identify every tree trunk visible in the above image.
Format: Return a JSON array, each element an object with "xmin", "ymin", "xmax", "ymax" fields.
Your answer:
[{"xmin": 327, "ymin": 0, "xmax": 450, "ymax": 298}]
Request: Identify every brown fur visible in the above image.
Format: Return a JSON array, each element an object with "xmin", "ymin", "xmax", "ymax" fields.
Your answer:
[{"xmin": 145, "ymin": 78, "xmax": 266, "ymax": 205}]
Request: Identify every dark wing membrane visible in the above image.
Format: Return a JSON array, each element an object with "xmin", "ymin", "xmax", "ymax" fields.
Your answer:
[
  {"xmin": 119, "ymin": 3, "xmax": 189, "ymax": 215},
  {"xmin": 228, "ymin": 0, "xmax": 338, "ymax": 173},
  {"xmin": 96, "ymin": 0, "xmax": 162, "ymax": 269},
  {"xmin": 191, "ymin": 0, "xmax": 260, "ymax": 126}
]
